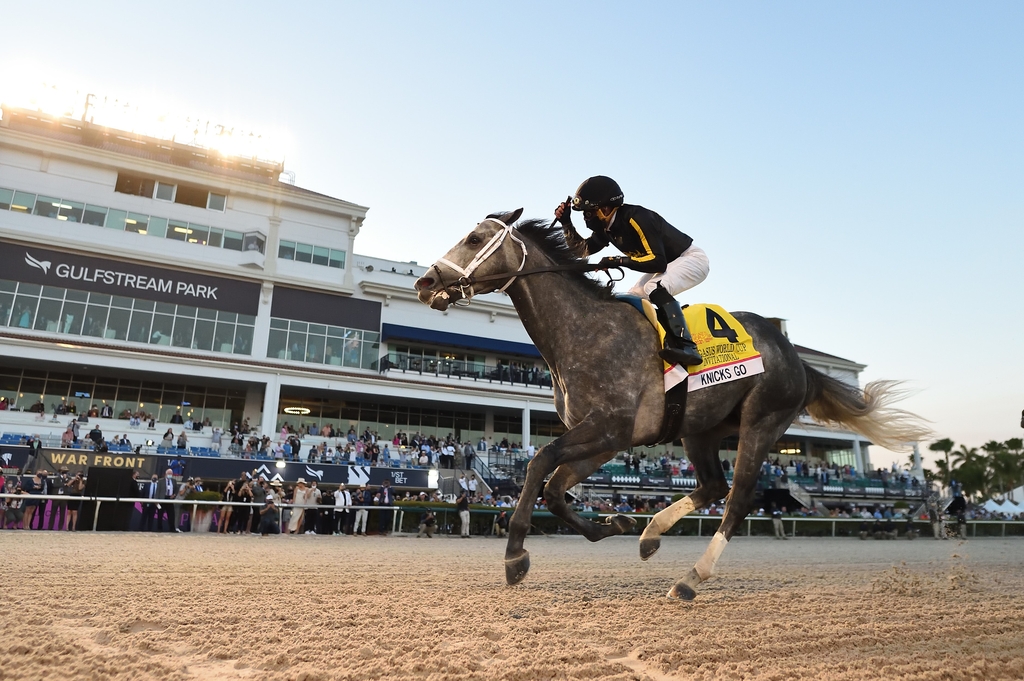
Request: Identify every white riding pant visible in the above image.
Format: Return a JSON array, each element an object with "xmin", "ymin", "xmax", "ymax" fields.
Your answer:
[
  {"xmin": 628, "ymin": 246, "xmax": 709, "ymax": 299},
  {"xmin": 354, "ymin": 509, "xmax": 368, "ymax": 533}
]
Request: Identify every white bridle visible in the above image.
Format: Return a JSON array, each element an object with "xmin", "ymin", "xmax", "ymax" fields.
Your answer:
[{"xmin": 434, "ymin": 218, "xmax": 528, "ymax": 304}]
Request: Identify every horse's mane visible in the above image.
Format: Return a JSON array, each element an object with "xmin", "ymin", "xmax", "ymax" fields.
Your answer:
[{"xmin": 496, "ymin": 217, "xmax": 614, "ymax": 299}]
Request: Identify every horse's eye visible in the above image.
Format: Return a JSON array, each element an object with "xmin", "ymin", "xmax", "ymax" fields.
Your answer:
[{"xmin": 467, "ymin": 235, "xmax": 482, "ymax": 246}]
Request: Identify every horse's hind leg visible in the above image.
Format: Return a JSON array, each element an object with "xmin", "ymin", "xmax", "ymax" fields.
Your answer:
[
  {"xmin": 668, "ymin": 413, "xmax": 793, "ymax": 600},
  {"xmin": 544, "ymin": 458, "xmax": 636, "ymax": 541},
  {"xmin": 639, "ymin": 430, "xmax": 730, "ymax": 560}
]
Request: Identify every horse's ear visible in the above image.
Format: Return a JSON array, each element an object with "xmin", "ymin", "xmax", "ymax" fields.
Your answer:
[{"xmin": 486, "ymin": 208, "xmax": 524, "ymax": 226}]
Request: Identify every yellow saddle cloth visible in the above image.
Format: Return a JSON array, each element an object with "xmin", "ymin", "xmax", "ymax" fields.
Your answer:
[{"xmin": 635, "ymin": 301, "xmax": 765, "ymax": 392}]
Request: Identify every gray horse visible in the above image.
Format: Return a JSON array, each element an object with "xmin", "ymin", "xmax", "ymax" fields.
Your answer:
[{"xmin": 414, "ymin": 209, "xmax": 930, "ymax": 599}]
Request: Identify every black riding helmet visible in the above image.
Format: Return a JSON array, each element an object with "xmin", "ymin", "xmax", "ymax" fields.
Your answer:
[{"xmin": 571, "ymin": 176, "xmax": 624, "ymax": 212}]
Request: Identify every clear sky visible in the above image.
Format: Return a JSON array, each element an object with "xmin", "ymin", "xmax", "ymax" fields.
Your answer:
[{"xmin": 2, "ymin": 2, "xmax": 1021, "ymax": 469}]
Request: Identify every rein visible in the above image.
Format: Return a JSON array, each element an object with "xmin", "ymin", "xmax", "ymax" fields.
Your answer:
[{"xmin": 431, "ymin": 218, "xmax": 622, "ymax": 306}]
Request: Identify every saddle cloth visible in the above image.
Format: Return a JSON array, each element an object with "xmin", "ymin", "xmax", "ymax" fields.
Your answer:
[{"xmin": 618, "ymin": 297, "xmax": 765, "ymax": 393}]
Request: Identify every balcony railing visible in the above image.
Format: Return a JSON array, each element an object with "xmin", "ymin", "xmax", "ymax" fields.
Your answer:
[{"xmin": 382, "ymin": 352, "xmax": 551, "ymax": 389}]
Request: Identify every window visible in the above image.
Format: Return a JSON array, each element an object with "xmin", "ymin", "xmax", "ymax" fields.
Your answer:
[
  {"xmin": 242, "ymin": 232, "xmax": 265, "ymax": 253},
  {"xmin": 208, "ymin": 227, "xmax": 223, "ymax": 248},
  {"xmin": 223, "ymin": 230, "xmax": 243, "ymax": 251},
  {"xmin": 125, "ymin": 212, "xmax": 149, "ymax": 235},
  {"xmin": 166, "ymin": 220, "xmax": 190, "ymax": 242},
  {"xmin": 329, "ymin": 249, "xmax": 346, "ymax": 269},
  {"xmin": 33, "ymin": 196, "xmax": 62, "ymax": 219},
  {"xmin": 312, "ymin": 246, "xmax": 330, "ymax": 266},
  {"xmin": 189, "ymin": 225, "xmax": 210, "ymax": 245},
  {"xmin": 155, "ymin": 182, "xmax": 175, "ymax": 201},
  {"xmin": 278, "ymin": 240, "xmax": 296, "ymax": 260},
  {"xmin": 114, "ymin": 173, "xmax": 155, "ymax": 198},
  {"xmin": 207, "ymin": 193, "xmax": 226, "ymax": 211},
  {"xmin": 82, "ymin": 205, "xmax": 107, "ymax": 226},
  {"xmin": 58, "ymin": 201, "xmax": 84, "ymax": 223},
  {"xmin": 295, "ymin": 242, "xmax": 313, "ymax": 263},
  {"xmin": 147, "ymin": 217, "xmax": 168, "ymax": 238},
  {"xmin": 174, "ymin": 184, "xmax": 208, "ymax": 208},
  {"xmin": 0, "ymin": 187, "xmax": 12, "ymax": 210},
  {"xmin": 105, "ymin": 209, "xmax": 127, "ymax": 231},
  {"xmin": 10, "ymin": 191, "xmax": 35, "ymax": 213}
]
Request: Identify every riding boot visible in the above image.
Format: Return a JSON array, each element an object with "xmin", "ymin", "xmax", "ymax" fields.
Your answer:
[{"xmin": 648, "ymin": 284, "xmax": 703, "ymax": 367}]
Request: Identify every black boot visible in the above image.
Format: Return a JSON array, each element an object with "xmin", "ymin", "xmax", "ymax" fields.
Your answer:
[{"xmin": 648, "ymin": 284, "xmax": 703, "ymax": 367}]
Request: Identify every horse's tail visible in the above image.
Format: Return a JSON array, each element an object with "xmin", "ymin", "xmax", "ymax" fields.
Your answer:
[{"xmin": 801, "ymin": 364, "xmax": 932, "ymax": 451}]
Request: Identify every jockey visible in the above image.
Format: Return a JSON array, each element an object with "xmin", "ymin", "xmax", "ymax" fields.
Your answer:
[{"xmin": 555, "ymin": 175, "xmax": 707, "ymax": 366}]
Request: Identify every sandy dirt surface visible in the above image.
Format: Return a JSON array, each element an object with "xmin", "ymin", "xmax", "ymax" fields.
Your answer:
[{"xmin": 2, "ymin": 531, "xmax": 1023, "ymax": 681}]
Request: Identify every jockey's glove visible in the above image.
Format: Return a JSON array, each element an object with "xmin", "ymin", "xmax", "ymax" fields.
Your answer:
[{"xmin": 598, "ymin": 256, "xmax": 629, "ymax": 268}]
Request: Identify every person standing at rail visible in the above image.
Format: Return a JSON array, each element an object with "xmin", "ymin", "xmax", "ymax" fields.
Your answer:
[
  {"xmin": 771, "ymin": 504, "xmax": 788, "ymax": 540},
  {"xmin": 457, "ymin": 489, "xmax": 471, "ymax": 538}
]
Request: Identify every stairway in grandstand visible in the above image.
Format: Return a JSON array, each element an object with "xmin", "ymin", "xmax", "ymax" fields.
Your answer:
[
  {"xmin": 436, "ymin": 467, "xmax": 493, "ymax": 500},
  {"xmin": 787, "ymin": 480, "xmax": 814, "ymax": 509}
]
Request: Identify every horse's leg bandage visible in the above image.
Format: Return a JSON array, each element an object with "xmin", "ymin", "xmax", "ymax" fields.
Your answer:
[{"xmin": 693, "ymin": 531, "xmax": 729, "ymax": 582}]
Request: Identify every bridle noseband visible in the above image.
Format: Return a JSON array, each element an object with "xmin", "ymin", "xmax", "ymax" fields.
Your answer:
[
  {"xmin": 432, "ymin": 218, "xmax": 527, "ymax": 306},
  {"xmin": 429, "ymin": 218, "xmax": 624, "ymax": 307}
]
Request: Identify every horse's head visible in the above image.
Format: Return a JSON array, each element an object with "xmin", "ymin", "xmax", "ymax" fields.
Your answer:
[{"xmin": 414, "ymin": 208, "xmax": 525, "ymax": 311}]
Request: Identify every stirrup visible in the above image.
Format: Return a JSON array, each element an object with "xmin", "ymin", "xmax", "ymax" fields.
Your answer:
[{"xmin": 659, "ymin": 344, "xmax": 703, "ymax": 367}]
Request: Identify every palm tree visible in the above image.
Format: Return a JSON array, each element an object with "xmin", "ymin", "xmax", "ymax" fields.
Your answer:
[
  {"xmin": 951, "ymin": 445, "xmax": 988, "ymax": 499},
  {"xmin": 982, "ymin": 441, "xmax": 1013, "ymax": 496},
  {"xmin": 931, "ymin": 459, "xmax": 952, "ymax": 489},
  {"xmin": 1003, "ymin": 438, "xmax": 1024, "ymax": 499},
  {"xmin": 929, "ymin": 438, "xmax": 955, "ymax": 469}
]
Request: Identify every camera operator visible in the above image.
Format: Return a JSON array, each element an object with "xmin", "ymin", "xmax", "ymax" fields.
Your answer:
[
  {"xmin": 259, "ymin": 490, "xmax": 280, "ymax": 536},
  {"xmin": 417, "ymin": 509, "xmax": 437, "ymax": 538}
]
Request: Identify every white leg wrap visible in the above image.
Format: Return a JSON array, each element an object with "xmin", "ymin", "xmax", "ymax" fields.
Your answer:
[
  {"xmin": 644, "ymin": 496, "xmax": 695, "ymax": 538},
  {"xmin": 693, "ymin": 531, "xmax": 728, "ymax": 581}
]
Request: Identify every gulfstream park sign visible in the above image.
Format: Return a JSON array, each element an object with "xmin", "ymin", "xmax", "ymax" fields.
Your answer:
[{"xmin": 2, "ymin": 240, "xmax": 260, "ymax": 315}]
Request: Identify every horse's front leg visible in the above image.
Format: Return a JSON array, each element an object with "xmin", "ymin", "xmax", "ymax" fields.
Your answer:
[
  {"xmin": 544, "ymin": 458, "xmax": 636, "ymax": 541},
  {"xmin": 505, "ymin": 416, "xmax": 632, "ymax": 585}
]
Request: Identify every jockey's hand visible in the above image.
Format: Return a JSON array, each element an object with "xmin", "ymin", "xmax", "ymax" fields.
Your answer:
[
  {"xmin": 554, "ymin": 196, "xmax": 573, "ymax": 227},
  {"xmin": 598, "ymin": 256, "xmax": 629, "ymax": 268}
]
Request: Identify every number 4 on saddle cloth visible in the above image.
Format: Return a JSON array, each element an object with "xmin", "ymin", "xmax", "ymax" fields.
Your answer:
[
  {"xmin": 618, "ymin": 295, "xmax": 766, "ymax": 443},
  {"xmin": 620, "ymin": 297, "xmax": 765, "ymax": 391}
]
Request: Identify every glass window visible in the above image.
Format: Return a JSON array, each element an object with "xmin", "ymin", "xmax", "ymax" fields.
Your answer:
[
  {"xmin": 125, "ymin": 212, "xmax": 149, "ymax": 235},
  {"xmin": 311, "ymin": 246, "xmax": 329, "ymax": 266},
  {"xmin": 267, "ymin": 327, "xmax": 287, "ymax": 359},
  {"xmin": 166, "ymin": 220, "xmax": 190, "ymax": 242},
  {"xmin": 111, "ymin": 295, "xmax": 133, "ymax": 309},
  {"xmin": 88, "ymin": 292, "xmax": 111, "ymax": 306},
  {"xmin": 278, "ymin": 240, "xmax": 296, "ymax": 260},
  {"xmin": 82, "ymin": 205, "xmax": 107, "ymax": 226},
  {"xmin": 214, "ymin": 322, "xmax": 235, "ymax": 353},
  {"xmin": 243, "ymin": 232, "xmax": 265, "ymax": 253},
  {"xmin": 132, "ymin": 299, "xmax": 155, "ymax": 311},
  {"xmin": 197, "ymin": 308, "xmax": 216, "ymax": 321},
  {"xmin": 64, "ymin": 289, "xmax": 88, "ymax": 302},
  {"xmin": 207, "ymin": 193, "xmax": 226, "ymax": 211},
  {"xmin": 155, "ymin": 302, "xmax": 176, "ymax": 314},
  {"xmin": 223, "ymin": 230, "xmax": 243, "ymax": 251},
  {"xmin": 82, "ymin": 305, "xmax": 108, "ymax": 337},
  {"xmin": 147, "ymin": 216, "xmax": 168, "ymax": 238},
  {"xmin": 176, "ymin": 305, "xmax": 197, "ymax": 318},
  {"xmin": 151, "ymin": 314, "xmax": 173, "ymax": 345},
  {"xmin": 155, "ymin": 182, "xmax": 175, "ymax": 201},
  {"xmin": 294, "ymin": 242, "xmax": 313, "ymax": 263},
  {"xmin": 308, "ymin": 323, "xmax": 326, "ymax": 335},
  {"xmin": 193, "ymin": 319, "xmax": 215, "ymax": 351},
  {"xmin": 58, "ymin": 200, "xmax": 85, "ymax": 223},
  {"xmin": 34, "ymin": 298, "xmax": 63, "ymax": 332},
  {"xmin": 33, "ymin": 196, "xmax": 61, "ymax": 219},
  {"xmin": 41, "ymin": 286, "xmax": 65, "ymax": 299},
  {"xmin": 208, "ymin": 227, "xmax": 223, "ymax": 248},
  {"xmin": 105, "ymin": 208, "xmax": 128, "ymax": 231},
  {"xmin": 59, "ymin": 302, "xmax": 85, "ymax": 335},
  {"xmin": 233, "ymin": 325, "xmax": 253, "ymax": 355},
  {"xmin": 105, "ymin": 307, "xmax": 131, "ymax": 340},
  {"xmin": 189, "ymin": 224, "xmax": 209, "ymax": 245},
  {"xmin": 217, "ymin": 311, "xmax": 238, "ymax": 323},
  {"xmin": 270, "ymin": 317, "xmax": 286, "ymax": 330},
  {"xmin": 306, "ymin": 334, "xmax": 325, "ymax": 363},
  {"xmin": 12, "ymin": 295, "xmax": 38, "ymax": 328},
  {"xmin": 237, "ymin": 314, "xmax": 255, "ymax": 326},
  {"xmin": 128, "ymin": 310, "xmax": 152, "ymax": 343},
  {"xmin": 343, "ymin": 334, "xmax": 361, "ymax": 368},
  {"xmin": 10, "ymin": 191, "xmax": 35, "ymax": 213},
  {"xmin": 329, "ymin": 249, "xmax": 346, "ymax": 269},
  {"xmin": 0, "ymin": 187, "xmax": 12, "ymax": 210},
  {"xmin": 287, "ymin": 330, "xmax": 306, "ymax": 361},
  {"xmin": 0, "ymin": 292, "xmax": 13, "ymax": 326},
  {"xmin": 171, "ymin": 316, "xmax": 194, "ymax": 348}
]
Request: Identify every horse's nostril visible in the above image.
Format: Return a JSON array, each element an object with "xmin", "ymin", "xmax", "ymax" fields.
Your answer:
[{"xmin": 415, "ymin": 276, "xmax": 435, "ymax": 290}]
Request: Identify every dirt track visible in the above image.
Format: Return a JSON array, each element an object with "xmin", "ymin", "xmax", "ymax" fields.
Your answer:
[{"xmin": 2, "ymin": 531, "xmax": 1022, "ymax": 681}]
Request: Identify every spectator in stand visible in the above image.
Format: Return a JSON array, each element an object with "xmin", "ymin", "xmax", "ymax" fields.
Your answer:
[
  {"xmin": 468, "ymin": 474, "xmax": 478, "ymax": 498},
  {"xmin": 176, "ymin": 431, "xmax": 189, "ymax": 450},
  {"xmin": 210, "ymin": 427, "xmax": 223, "ymax": 454},
  {"xmin": 100, "ymin": 403, "xmax": 113, "ymax": 418},
  {"xmin": 170, "ymin": 411, "xmax": 184, "ymax": 424},
  {"xmin": 160, "ymin": 429, "xmax": 173, "ymax": 449},
  {"xmin": 61, "ymin": 427, "xmax": 74, "ymax": 448}
]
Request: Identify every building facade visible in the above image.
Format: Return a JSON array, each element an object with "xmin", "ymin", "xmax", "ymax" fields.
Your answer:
[{"xmin": 0, "ymin": 100, "xmax": 872, "ymax": 474}]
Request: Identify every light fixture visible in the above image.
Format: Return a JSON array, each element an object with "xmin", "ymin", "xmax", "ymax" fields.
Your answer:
[
  {"xmin": 125, "ymin": 218, "xmax": 137, "ymax": 225},
  {"xmin": 283, "ymin": 406, "xmax": 310, "ymax": 415},
  {"xmin": 275, "ymin": 460, "xmax": 286, "ymax": 469},
  {"xmin": 146, "ymin": 439, "xmax": 154, "ymax": 447}
]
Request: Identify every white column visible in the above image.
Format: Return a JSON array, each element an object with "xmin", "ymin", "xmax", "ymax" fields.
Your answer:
[
  {"xmin": 260, "ymin": 374, "xmax": 281, "ymax": 439},
  {"xmin": 852, "ymin": 438, "xmax": 864, "ymax": 476},
  {"xmin": 521, "ymin": 401, "xmax": 531, "ymax": 450}
]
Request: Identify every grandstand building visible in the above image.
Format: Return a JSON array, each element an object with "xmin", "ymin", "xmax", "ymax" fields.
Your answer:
[{"xmin": 0, "ymin": 93, "xmax": 875, "ymax": 490}]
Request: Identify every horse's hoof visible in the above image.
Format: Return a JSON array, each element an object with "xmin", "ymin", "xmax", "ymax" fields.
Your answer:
[
  {"xmin": 639, "ymin": 537, "xmax": 661, "ymax": 561},
  {"xmin": 609, "ymin": 514, "xmax": 636, "ymax": 534},
  {"xmin": 667, "ymin": 581, "xmax": 697, "ymax": 601},
  {"xmin": 505, "ymin": 551, "xmax": 531, "ymax": 585}
]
